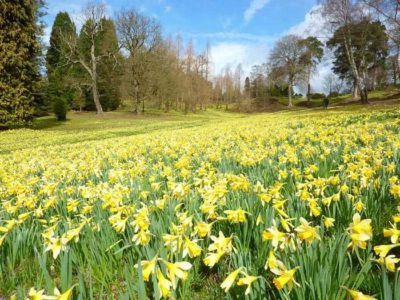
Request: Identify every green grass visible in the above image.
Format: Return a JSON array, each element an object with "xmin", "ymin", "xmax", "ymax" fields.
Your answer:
[{"xmin": 1, "ymin": 102, "xmax": 400, "ymax": 299}]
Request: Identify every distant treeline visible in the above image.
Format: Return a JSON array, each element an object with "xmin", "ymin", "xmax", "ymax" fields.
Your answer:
[{"xmin": 0, "ymin": 0, "xmax": 399, "ymax": 127}]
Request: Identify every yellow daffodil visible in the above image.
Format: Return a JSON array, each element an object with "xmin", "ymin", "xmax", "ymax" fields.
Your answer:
[{"xmin": 347, "ymin": 213, "xmax": 373, "ymax": 250}]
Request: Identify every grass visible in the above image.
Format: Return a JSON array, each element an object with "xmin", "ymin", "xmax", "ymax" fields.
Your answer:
[{"xmin": 1, "ymin": 102, "xmax": 400, "ymax": 299}]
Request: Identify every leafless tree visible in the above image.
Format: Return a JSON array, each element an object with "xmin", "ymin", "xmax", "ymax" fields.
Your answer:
[
  {"xmin": 323, "ymin": 73, "xmax": 344, "ymax": 94},
  {"xmin": 362, "ymin": 0, "xmax": 400, "ymax": 84},
  {"xmin": 116, "ymin": 8, "xmax": 162, "ymax": 113},
  {"xmin": 61, "ymin": 1, "xmax": 118, "ymax": 115},
  {"xmin": 269, "ymin": 35, "xmax": 306, "ymax": 107}
]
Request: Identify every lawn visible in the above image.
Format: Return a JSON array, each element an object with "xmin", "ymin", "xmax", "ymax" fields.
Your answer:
[{"xmin": 1, "ymin": 103, "xmax": 400, "ymax": 299}]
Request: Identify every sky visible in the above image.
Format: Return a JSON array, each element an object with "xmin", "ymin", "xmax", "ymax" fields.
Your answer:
[{"xmin": 43, "ymin": 0, "xmax": 332, "ymax": 92}]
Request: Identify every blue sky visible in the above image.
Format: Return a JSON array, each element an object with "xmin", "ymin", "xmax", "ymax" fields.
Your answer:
[{"xmin": 44, "ymin": 0, "xmax": 330, "ymax": 91}]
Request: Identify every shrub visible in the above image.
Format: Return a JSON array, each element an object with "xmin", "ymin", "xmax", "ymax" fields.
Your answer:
[{"xmin": 53, "ymin": 97, "xmax": 68, "ymax": 121}]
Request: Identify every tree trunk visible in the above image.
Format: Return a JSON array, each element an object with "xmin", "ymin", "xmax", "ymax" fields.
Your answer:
[
  {"xmin": 288, "ymin": 79, "xmax": 293, "ymax": 108},
  {"xmin": 133, "ymin": 84, "xmax": 139, "ymax": 114},
  {"xmin": 91, "ymin": 44, "xmax": 103, "ymax": 116},
  {"xmin": 342, "ymin": 31, "xmax": 368, "ymax": 104},
  {"xmin": 397, "ymin": 50, "xmax": 400, "ymax": 89},
  {"xmin": 307, "ymin": 68, "xmax": 311, "ymax": 104},
  {"xmin": 352, "ymin": 79, "xmax": 359, "ymax": 100}
]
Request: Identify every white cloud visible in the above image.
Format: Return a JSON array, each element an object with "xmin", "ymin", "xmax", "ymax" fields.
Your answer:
[
  {"xmin": 244, "ymin": 0, "xmax": 271, "ymax": 24},
  {"xmin": 210, "ymin": 42, "xmax": 271, "ymax": 76},
  {"xmin": 165, "ymin": 5, "xmax": 172, "ymax": 13},
  {"xmin": 285, "ymin": 5, "xmax": 335, "ymax": 93}
]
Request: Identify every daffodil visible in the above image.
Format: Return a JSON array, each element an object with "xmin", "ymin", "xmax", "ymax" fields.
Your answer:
[
  {"xmin": 237, "ymin": 272, "xmax": 259, "ymax": 295},
  {"xmin": 220, "ymin": 267, "xmax": 242, "ymax": 293},
  {"xmin": 373, "ymin": 244, "xmax": 400, "ymax": 258},
  {"xmin": 375, "ymin": 255, "xmax": 400, "ymax": 272},
  {"xmin": 223, "ymin": 208, "xmax": 248, "ymax": 223},
  {"xmin": 182, "ymin": 237, "xmax": 202, "ymax": 258},
  {"xmin": 323, "ymin": 216, "xmax": 335, "ymax": 228},
  {"xmin": 135, "ymin": 255, "xmax": 158, "ymax": 282},
  {"xmin": 262, "ymin": 225, "xmax": 286, "ymax": 249},
  {"xmin": 294, "ymin": 218, "xmax": 320, "ymax": 244},
  {"xmin": 163, "ymin": 260, "xmax": 192, "ymax": 288},
  {"xmin": 383, "ymin": 225, "xmax": 400, "ymax": 244},
  {"xmin": 156, "ymin": 269, "xmax": 172, "ymax": 298},
  {"xmin": 273, "ymin": 268, "xmax": 299, "ymax": 290},
  {"xmin": 347, "ymin": 213, "xmax": 373, "ymax": 250},
  {"xmin": 203, "ymin": 251, "xmax": 224, "ymax": 268},
  {"xmin": 346, "ymin": 288, "xmax": 377, "ymax": 300}
]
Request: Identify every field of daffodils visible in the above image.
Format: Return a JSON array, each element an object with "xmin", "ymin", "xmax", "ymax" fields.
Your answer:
[{"xmin": 1, "ymin": 108, "xmax": 400, "ymax": 299}]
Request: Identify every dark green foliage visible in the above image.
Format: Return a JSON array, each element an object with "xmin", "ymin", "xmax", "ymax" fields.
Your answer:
[
  {"xmin": 310, "ymin": 93, "xmax": 326, "ymax": 99},
  {"xmin": 78, "ymin": 18, "xmax": 122, "ymax": 112},
  {"xmin": 46, "ymin": 12, "xmax": 76, "ymax": 118},
  {"xmin": 53, "ymin": 96, "xmax": 68, "ymax": 121},
  {"xmin": 0, "ymin": 0, "xmax": 42, "ymax": 128},
  {"xmin": 46, "ymin": 12, "xmax": 76, "ymax": 75},
  {"xmin": 299, "ymin": 36, "xmax": 324, "ymax": 101},
  {"xmin": 327, "ymin": 20, "xmax": 389, "ymax": 85}
]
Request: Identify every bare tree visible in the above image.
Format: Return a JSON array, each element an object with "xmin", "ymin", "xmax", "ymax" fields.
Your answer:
[
  {"xmin": 320, "ymin": 0, "xmax": 371, "ymax": 103},
  {"xmin": 362, "ymin": 0, "xmax": 400, "ymax": 84},
  {"xmin": 269, "ymin": 35, "xmax": 305, "ymax": 107},
  {"xmin": 234, "ymin": 64, "xmax": 244, "ymax": 106},
  {"xmin": 116, "ymin": 8, "xmax": 162, "ymax": 113},
  {"xmin": 323, "ymin": 73, "xmax": 344, "ymax": 94},
  {"xmin": 62, "ymin": 1, "xmax": 118, "ymax": 115}
]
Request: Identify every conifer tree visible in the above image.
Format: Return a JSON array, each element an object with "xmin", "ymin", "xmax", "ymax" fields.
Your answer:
[
  {"xmin": 0, "ymin": 0, "xmax": 41, "ymax": 127},
  {"xmin": 46, "ymin": 12, "xmax": 77, "ymax": 117}
]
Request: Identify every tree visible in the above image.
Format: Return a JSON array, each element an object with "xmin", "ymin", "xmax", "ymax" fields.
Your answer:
[
  {"xmin": 362, "ymin": 0, "xmax": 400, "ymax": 83},
  {"xmin": 116, "ymin": 8, "xmax": 162, "ymax": 114},
  {"xmin": 93, "ymin": 19, "xmax": 122, "ymax": 111},
  {"xmin": 299, "ymin": 37, "xmax": 324, "ymax": 103},
  {"xmin": 0, "ymin": 0, "xmax": 42, "ymax": 127},
  {"xmin": 323, "ymin": 73, "xmax": 344, "ymax": 95},
  {"xmin": 327, "ymin": 19, "xmax": 388, "ymax": 96},
  {"xmin": 244, "ymin": 77, "xmax": 251, "ymax": 98},
  {"xmin": 46, "ymin": 12, "xmax": 77, "ymax": 118},
  {"xmin": 321, "ymin": 0, "xmax": 375, "ymax": 104},
  {"xmin": 234, "ymin": 64, "xmax": 244, "ymax": 106},
  {"xmin": 269, "ymin": 35, "xmax": 305, "ymax": 107},
  {"xmin": 63, "ymin": 2, "xmax": 119, "ymax": 115}
]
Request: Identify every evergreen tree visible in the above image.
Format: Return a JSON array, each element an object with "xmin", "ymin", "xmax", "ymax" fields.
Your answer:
[
  {"xmin": 79, "ymin": 18, "xmax": 121, "ymax": 111},
  {"xmin": 327, "ymin": 19, "xmax": 388, "ymax": 102},
  {"xmin": 299, "ymin": 37, "xmax": 324, "ymax": 103},
  {"xmin": 97, "ymin": 19, "xmax": 121, "ymax": 111},
  {"xmin": 0, "ymin": 0, "xmax": 41, "ymax": 128},
  {"xmin": 46, "ymin": 12, "xmax": 77, "ymax": 118}
]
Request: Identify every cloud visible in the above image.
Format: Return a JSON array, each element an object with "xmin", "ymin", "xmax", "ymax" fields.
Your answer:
[
  {"xmin": 285, "ymin": 5, "xmax": 335, "ymax": 93},
  {"xmin": 244, "ymin": 0, "xmax": 271, "ymax": 24},
  {"xmin": 210, "ymin": 42, "xmax": 271, "ymax": 76},
  {"xmin": 190, "ymin": 31, "xmax": 277, "ymax": 43},
  {"xmin": 286, "ymin": 5, "xmax": 330, "ymax": 41}
]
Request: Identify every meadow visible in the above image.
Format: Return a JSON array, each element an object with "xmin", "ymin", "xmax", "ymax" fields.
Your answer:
[{"xmin": 1, "ymin": 105, "xmax": 400, "ymax": 299}]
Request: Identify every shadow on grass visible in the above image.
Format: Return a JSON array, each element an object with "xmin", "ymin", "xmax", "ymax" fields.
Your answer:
[{"xmin": 32, "ymin": 117, "xmax": 68, "ymax": 130}]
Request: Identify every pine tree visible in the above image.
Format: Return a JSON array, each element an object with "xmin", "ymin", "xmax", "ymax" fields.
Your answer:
[
  {"xmin": 0, "ymin": 0, "xmax": 41, "ymax": 128},
  {"xmin": 46, "ymin": 12, "xmax": 77, "ymax": 117},
  {"xmin": 97, "ymin": 19, "xmax": 121, "ymax": 111}
]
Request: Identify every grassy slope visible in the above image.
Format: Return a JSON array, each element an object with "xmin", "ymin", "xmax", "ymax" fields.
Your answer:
[
  {"xmin": 1, "ymin": 102, "xmax": 400, "ymax": 299},
  {"xmin": 1, "ymin": 100, "xmax": 399, "ymax": 155}
]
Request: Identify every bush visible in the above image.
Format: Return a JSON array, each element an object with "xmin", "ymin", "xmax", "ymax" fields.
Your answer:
[
  {"xmin": 53, "ymin": 97, "xmax": 68, "ymax": 121},
  {"xmin": 309, "ymin": 93, "xmax": 326, "ymax": 99},
  {"xmin": 329, "ymin": 92, "xmax": 340, "ymax": 97}
]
